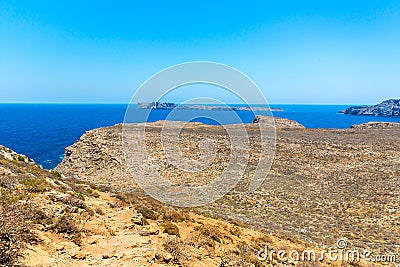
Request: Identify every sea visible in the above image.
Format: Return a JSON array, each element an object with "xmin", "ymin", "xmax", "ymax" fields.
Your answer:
[{"xmin": 1, "ymin": 103, "xmax": 400, "ymax": 169}]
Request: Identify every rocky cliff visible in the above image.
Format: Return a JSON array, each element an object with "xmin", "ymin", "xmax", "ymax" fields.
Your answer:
[{"xmin": 340, "ymin": 99, "xmax": 400, "ymax": 116}]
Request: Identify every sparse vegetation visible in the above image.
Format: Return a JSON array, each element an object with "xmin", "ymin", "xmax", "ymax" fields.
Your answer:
[
  {"xmin": 220, "ymin": 242, "xmax": 262, "ymax": 267},
  {"xmin": 50, "ymin": 169, "xmax": 62, "ymax": 178},
  {"xmin": 229, "ymin": 226, "xmax": 242, "ymax": 237},
  {"xmin": 54, "ymin": 215, "xmax": 82, "ymax": 245},
  {"xmin": 0, "ymin": 190, "xmax": 38, "ymax": 265},
  {"xmin": 63, "ymin": 194, "xmax": 86, "ymax": 209},
  {"xmin": 194, "ymin": 223, "xmax": 222, "ymax": 243},
  {"xmin": 162, "ymin": 207, "xmax": 191, "ymax": 222},
  {"xmin": 20, "ymin": 177, "xmax": 49, "ymax": 192},
  {"xmin": 136, "ymin": 205, "xmax": 159, "ymax": 220},
  {"xmin": 29, "ymin": 207, "xmax": 53, "ymax": 226},
  {"xmin": 162, "ymin": 221, "xmax": 180, "ymax": 236},
  {"xmin": 1, "ymin": 143, "xmax": 390, "ymax": 266},
  {"xmin": 163, "ymin": 236, "xmax": 184, "ymax": 262}
]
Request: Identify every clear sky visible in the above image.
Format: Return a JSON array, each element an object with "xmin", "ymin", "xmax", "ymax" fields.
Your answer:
[{"xmin": 0, "ymin": 0, "xmax": 399, "ymax": 104}]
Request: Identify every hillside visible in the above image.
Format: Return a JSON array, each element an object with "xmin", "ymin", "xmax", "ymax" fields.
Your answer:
[
  {"xmin": 2, "ymin": 118, "xmax": 400, "ymax": 266},
  {"xmin": 56, "ymin": 121, "xmax": 400, "ymax": 263},
  {"xmin": 0, "ymin": 145, "xmax": 351, "ymax": 267}
]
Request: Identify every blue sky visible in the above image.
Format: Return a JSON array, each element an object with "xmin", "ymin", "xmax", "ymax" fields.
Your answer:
[{"xmin": 0, "ymin": 0, "xmax": 399, "ymax": 104}]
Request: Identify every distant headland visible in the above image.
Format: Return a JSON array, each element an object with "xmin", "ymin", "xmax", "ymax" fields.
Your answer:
[
  {"xmin": 340, "ymin": 99, "xmax": 400, "ymax": 116},
  {"xmin": 137, "ymin": 101, "xmax": 283, "ymax": 112}
]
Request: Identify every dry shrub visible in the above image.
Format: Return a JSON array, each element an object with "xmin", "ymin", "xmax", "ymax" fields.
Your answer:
[
  {"xmin": 114, "ymin": 191, "xmax": 138, "ymax": 203},
  {"xmin": 162, "ymin": 222, "xmax": 180, "ymax": 237},
  {"xmin": 162, "ymin": 207, "xmax": 191, "ymax": 222},
  {"xmin": 0, "ymin": 190, "xmax": 38, "ymax": 265},
  {"xmin": 20, "ymin": 177, "xmax": 49, "ymax": 192},
  {"xmin": 29, "ymin": 207, "xmax": 53, "ymax": 226},
  {"xmin": 227, "ymin": 218, "xmax": 246, "ymax": 228},
  {"xmin": 63, "ymin": 178, "xmax": 100, "ymax": 198},
  {"xmin": 54, "ymin": 215, "xmax": 82, "ymax": 245},
  {"xmin": 194, "ymin": 224, "xmax": 222, "ymax": 243},
  {"xmin": 187, "ymin": 231, "xmax": 212, "ymax": 246},
  {"xmin": 229, "ymin": 226, "xmax": 242, "ymax": 237},
  {"xmin": 163, "ymin": 236, "xmax": 185, "ymax": 262},
  {"xmin": 63, "ymin": 194, "xmax": 86, "ymax": 209},
  {"xmin": 220, "ymin": 242, "xmax": 262, "ymax": 267},
  {"xmin": 49, "ymin": 170, "xmax": 62, "ymax": 178},
  {"xmin": 136, "ymin": 205, "xmax": 159, "ymax": 220}
]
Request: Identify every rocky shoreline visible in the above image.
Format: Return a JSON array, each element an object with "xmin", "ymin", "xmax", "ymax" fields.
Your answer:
[{"xmin": 340, "ymin": 99, "xmax": 400, "ymax": 116}]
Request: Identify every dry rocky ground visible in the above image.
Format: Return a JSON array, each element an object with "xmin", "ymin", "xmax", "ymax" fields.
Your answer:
[
  {"xmin": 55, "ymin": 119, "xmax": 400, "ymax": 265},
  {"xmin": 1, "ymin": 118, "xmax": 399, "ymax": 266},
  {"xmin": 1, "ymin": 144, "xmax": 363, "ymax": 267}
]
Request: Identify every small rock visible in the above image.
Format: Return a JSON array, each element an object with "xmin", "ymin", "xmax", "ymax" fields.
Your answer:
[
  {"xmin": 72, "ymin": 250, "xmax": 87, "ymax": 260},
  {"xmin": 143, "ymin": 247, "xmax": 156, "ymax": 261},
  {"xmin": 102, "ymin": 249, "xmax": 116, "ymax": 259},
  {"xmin": 115, "ymin": 252, "xmax": 125, "ymax": 259},
  {"xmin": 55, "ymin": 243, "xmax": 65, "ymax": 251},
  {"xmin": 137, "ymin": 229, "xmax": 159, "ymax": 236},
  {"xmin": 125, "ymin": 224, "xmax": 135, "ymax": 229},
  {"xmin": 87, "ymin": 236, "xmax": 100, "ymax": 245},
  {"xmin": 162, "ymin": 251, "xmax": 173, "ymax": 262},
  {"xmin": 131, "ymin": 211, "xmax": 144, "ymax": 225}
]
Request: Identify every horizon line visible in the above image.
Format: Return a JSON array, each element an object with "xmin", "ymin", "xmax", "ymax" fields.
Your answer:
[{"xmin": 0, "ymin": 102, "xmax": 366, "ymax": 105}]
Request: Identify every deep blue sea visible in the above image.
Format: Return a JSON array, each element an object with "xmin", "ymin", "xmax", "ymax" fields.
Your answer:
[{"xmin": 1, "ymin": 104, "xmax": 400, "ymax": 169}]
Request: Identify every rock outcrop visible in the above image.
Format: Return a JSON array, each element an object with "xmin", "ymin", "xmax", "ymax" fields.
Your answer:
[
  {"xmin": 340, "ymin": 99, "xmax": 400, "ymax": 116},
  {"xmin": 0, "ymin": 145, "xmax": 35, "ymax": 164},
  {"xmin": 252, "ymin": 115, "xmax": 305, "ymax": 129}
]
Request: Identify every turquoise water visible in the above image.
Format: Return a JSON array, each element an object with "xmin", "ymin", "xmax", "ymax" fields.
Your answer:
[{"xmin": 1, "ymin": 104, "xmax": 399, "ymax": 169}]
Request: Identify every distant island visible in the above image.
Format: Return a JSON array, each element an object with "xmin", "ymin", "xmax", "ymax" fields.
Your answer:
[
  {"xmin": 138, "ymin": 102, "xmax": 283, "ymax": 112},
  {"xmin": 340, "ymin": 99, "xmax": 400, "ymax": 116}
]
